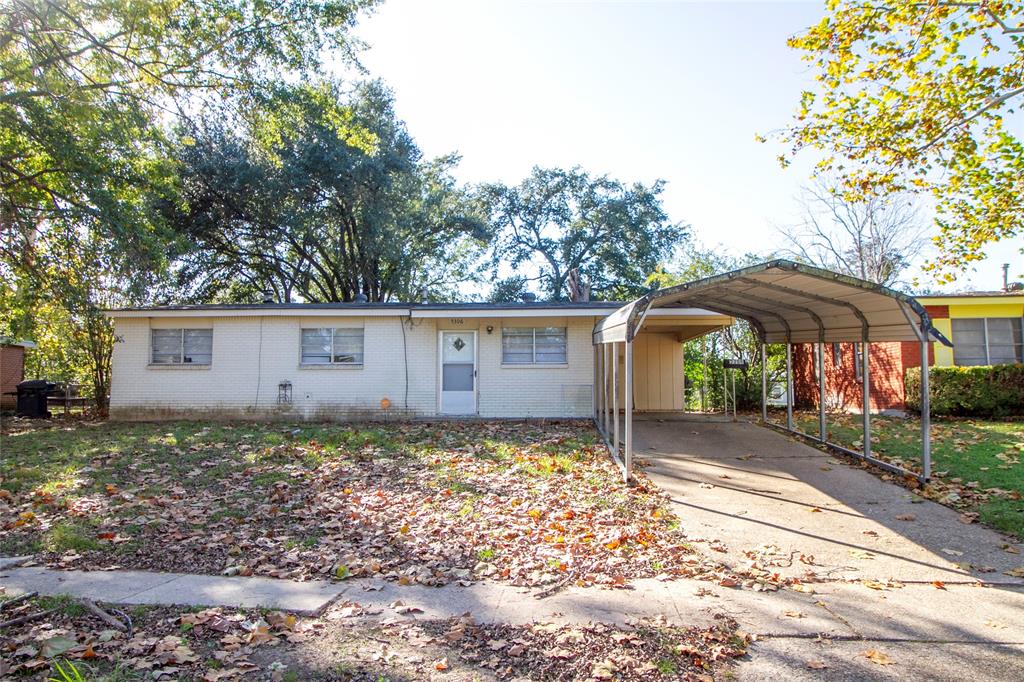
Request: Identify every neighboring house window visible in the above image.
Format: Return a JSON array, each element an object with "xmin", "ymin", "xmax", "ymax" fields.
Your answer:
[
  {"xmin": 301, "ymin": 328, "xmax": 364, "ymax": 364},
  {"xmin": 853, "ymin": 343, "xmax": 863, "ymax": 381},
  {"xmin": 502, "ymin": 327, "xmax": 568, "ymax": 364},
  {"xmin": 952, "ymin": 318, "xmax": 1024, "ymax": 366},
  {"xmin": 831, "ymin": 342, "xmax": 841, "ymax": 365},
  {"xmin": 151, "ymin": 329, "xmax": 212, "ymax": 365}
]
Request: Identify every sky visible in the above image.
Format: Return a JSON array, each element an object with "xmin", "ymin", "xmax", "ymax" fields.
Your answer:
[{"xmin": 345, "ymin": 0, "xmax": 1023, "ymax": 293}]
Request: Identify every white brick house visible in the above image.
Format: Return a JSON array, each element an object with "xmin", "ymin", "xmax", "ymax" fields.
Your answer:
[{"xmin": 106, "ymin": 302, "xmax": 729, "ymax": 420}]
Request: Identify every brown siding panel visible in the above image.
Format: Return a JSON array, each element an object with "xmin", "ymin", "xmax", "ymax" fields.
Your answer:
[{"xmin": 1, "ymin": 345, "xmax": 26, "ymax": 409}]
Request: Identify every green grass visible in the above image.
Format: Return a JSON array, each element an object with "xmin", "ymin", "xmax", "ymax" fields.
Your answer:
[
  {"xmin": 38, "ymin": 594, "xmax": 87, "ymax": 617},
  {"xmin": 44, "ymin": 521, "xmax": 102, "ymax": 553},
  {"xmin": 794, "ymin": 412, "xmax": 1024, "ymax": 538}
]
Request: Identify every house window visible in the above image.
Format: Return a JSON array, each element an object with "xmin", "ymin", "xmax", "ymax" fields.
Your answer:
[
  {"xmin": 952, "ymin": 318, "xmax": 1023, "ymax": 366},
  {"xmin": 151, "ymin": 329, "xmax": 212, "ymax": 365},
  {"xmin": 832, "ymin": 342, "xmax": 841, "ymax": 365},
  {"xmin": 502, "ymin": 327, "xmax": 567, "ymax": 364},
  {"xmin": 853, "ymin": 343, "xmax": 863, "ymax": 381},
  {"xmin": 301, "ymin": 328, "xmax": 364, "ymax": 364}
]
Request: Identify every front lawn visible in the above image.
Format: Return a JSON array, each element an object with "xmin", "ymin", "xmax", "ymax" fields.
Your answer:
[
  {"xmin": 0, "ymin": 419, "xmax": 717, "ymax": 588},
  {"xmin": 793, "ymin": 412, "xmax": 1024, "ymax": 539}
]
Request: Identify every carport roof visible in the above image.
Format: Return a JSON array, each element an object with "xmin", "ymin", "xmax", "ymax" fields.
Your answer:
[{"xmin": 593, "ymin": 260, "xmax": 954, "ymax": 346}]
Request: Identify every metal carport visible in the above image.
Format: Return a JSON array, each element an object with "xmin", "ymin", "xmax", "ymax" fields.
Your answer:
[{"xmin": 592, "ymin": 260, "xmax": 953, "ymax": 483}]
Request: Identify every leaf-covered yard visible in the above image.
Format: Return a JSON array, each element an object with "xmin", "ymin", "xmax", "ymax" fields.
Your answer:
[
  {"xmin": 0, "ymin": 420, "xmax": 718, "ymax": 589},
  {"xmin": 792, "ymin": 413, "xmax": 1024, "ymax": 539}
]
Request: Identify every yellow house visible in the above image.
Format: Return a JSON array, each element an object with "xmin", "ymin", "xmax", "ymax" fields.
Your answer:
[{"xmin": 919, "ymin": 293, "xmax": 1024, "ymax": 367}]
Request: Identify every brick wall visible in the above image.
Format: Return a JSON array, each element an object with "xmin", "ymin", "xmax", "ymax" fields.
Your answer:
[
  {"xmin": 1, "ymin": 345, "xmax": 25, "ymax": 409},
  {"xmin": 792, "ymin": 340, "xmax": 933, "ymax": 413},
  {"xmin": 109, "ymin": 314, "xmax": 599, "ymax": 421}
]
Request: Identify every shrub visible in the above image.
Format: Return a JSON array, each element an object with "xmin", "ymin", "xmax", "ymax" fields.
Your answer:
[{"xmin": 906, "ymin": 364, "xmax": 1024, "ymax": 417}]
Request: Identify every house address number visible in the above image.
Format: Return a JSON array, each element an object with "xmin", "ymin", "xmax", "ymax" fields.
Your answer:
[{"xmin": 449, "ymin": 318, "xmax": 464, "ymax": 324}]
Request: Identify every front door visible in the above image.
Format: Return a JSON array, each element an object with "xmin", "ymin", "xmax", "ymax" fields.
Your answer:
[{"xmin": 440, "ymin": 331, "xmax": 477, "ymax": 415}]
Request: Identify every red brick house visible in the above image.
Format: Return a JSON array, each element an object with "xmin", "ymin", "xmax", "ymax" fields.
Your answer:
[
  {"xmin": 1, "ymin": 340, "xmax": 35, "ymax": 410},
  {"xmin": 792, "ymin": 339, "xmax": 934, "ymax": 413},
  {"xmin": 792, "ymin": 294, "xmax": 1024, "ymax": 413}
]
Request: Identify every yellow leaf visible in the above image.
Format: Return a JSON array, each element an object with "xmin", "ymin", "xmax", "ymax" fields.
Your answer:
[{"xmin": 862, "ymin": 649, "xmax": 893, "ymax": 665}]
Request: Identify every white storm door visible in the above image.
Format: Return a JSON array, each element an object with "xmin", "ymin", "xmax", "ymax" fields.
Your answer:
[{"xmin": 440, "ymin": 331, "xmax": 477, "ymax": 415}]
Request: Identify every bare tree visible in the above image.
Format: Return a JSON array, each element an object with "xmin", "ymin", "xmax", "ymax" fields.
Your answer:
[{"xmin": 778, "ymin": 177, "xmax": 929, "ymax": 288}]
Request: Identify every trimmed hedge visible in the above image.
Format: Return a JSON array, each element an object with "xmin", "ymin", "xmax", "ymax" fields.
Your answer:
[{"xmin": 906, "ymin": 364, "xmax": 1024, "ymax": 417}]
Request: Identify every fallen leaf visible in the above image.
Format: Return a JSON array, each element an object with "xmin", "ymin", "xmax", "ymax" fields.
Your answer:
[
  {"xmin": 862, "ymin": 649, "xmax": 893, "ymax": 665},
  {"xmin": 895, "ymin": 514, "xmax": 916, "ymax": 521},
  {"xmin": 40, "ymin": 637, "xmax": 78, "ymax": 659},
  {"xmin": 806, "ymin": 660, "xmax": 828, "ymax": 669},
  {"xmin": 433, "ymin": 657, "xmax": 449, "ymax": 671},
  {"xmin": 931, "ymin": 580, "xmax": 946, "ymax": 590}
]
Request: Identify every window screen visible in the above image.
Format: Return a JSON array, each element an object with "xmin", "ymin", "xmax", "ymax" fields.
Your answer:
[
  {"xmin": 501, "ymin": 327, "xmax": 567, "ymax": 364},
  {"xmin": 986, "ymin": 318, "xmax": 1023, "ymax": 365},
  {"xmin": 301, "ymin": 328, "xmax": 364, "ymax": 364},
  {"xmin": 953, "ymin": 318, "xmax": 1023, "ymax": 366},
  {"xmin": 151, "ymin": 329, "xmax": 212, "ymax": 365}
]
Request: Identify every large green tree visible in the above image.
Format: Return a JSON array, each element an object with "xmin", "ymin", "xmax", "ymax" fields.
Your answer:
[
  {"xmin": 167, "ymin": 81, "xmax": 488, "ymax": 303},
  {"xmin": 479, "ymin": 167, "xmax": 686, "ymax": 301},
  {"xmin": 0, "ymin": 0, "xmax": 375, "ymax": 409},
  {"xmin": 776, "ymin": 1, "xmax": 1024, "ymax": 281},
  {"xmin": 1, "ymin": 0, "xmax": 375, "ymax": 255}
]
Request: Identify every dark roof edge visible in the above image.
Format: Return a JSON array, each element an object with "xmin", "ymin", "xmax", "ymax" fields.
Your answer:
[{"xmin": 105, "ymin": 301, "xmax": 628, "ymax": 313}]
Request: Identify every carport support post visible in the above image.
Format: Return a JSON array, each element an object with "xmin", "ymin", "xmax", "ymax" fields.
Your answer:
[
  {"xmin": 598, "ymin": 346, "xmax": 606, "ymax": 436},
  {"xmin": 862, "ymin": 342, "xmax": 872, "ymax": 459},
  {"xmin": 624, "ymin": 339, "xmax": 633, "ymax": 482},
  {"xmin": 785, "ymin": 343, "xmax": 793, "ymax": 431},
  {"xmin": 921, "ymin": 338, "xmax": 931, "ymax": 480},
  {"xmin": 613, "ymin": 342, "xmax": 620, "ymax": 456},
  {"xmin": 760, "ymin": 344, "xmax": 767, "ymax": 423},
  {"xmin": 818, "ymin": 342, "xmax": 826, "ymax": 442}
]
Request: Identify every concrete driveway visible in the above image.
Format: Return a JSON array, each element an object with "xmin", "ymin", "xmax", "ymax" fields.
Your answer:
[{"xmin": 634, "ymin": 418, "xmax": 1024, "ymax": 681}]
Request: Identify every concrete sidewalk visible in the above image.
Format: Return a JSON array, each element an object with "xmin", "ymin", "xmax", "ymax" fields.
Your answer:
[
  {"xmin": 0, "ymin": 562, "xmax": 347, "ymax": 615},
  {"xmin": 5, "ymin": 559, "xmax": 1024, "ymax": 640}
]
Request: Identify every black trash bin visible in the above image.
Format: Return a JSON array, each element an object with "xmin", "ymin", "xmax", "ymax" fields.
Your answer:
[{"xmin": 16, "ymin": 380, "xmax": 55, "ymax": 418}]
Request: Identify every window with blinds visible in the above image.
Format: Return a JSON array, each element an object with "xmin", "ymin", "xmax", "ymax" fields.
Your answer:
[
  {"xmin": 301, "ymin": 328, "xmax": 364, "ymax": 364},
  {"xmin": 952, "ymin": 318, "xmax": 1023, "ymax": 366},
  {"xmin": 501, "ymin": 327, "xmax": 567, "ymax": 364},
  {"xmin": 151, "ymin": 329, "xmax": 213, "ymax": 365}
]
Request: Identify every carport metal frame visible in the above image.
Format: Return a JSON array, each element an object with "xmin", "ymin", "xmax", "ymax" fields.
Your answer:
[{"xmin": 593, "ymin": 260, "xmax": 951, "ymax": 484}]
